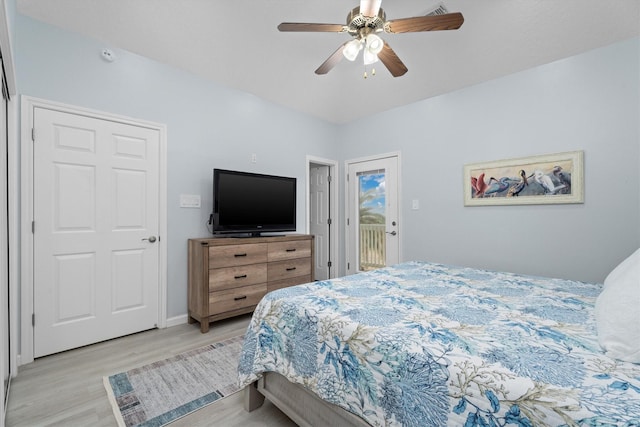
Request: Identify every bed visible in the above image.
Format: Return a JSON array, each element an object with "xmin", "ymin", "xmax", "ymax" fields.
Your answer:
[{"xmin": 237, "ymin": 261, "xmax": 640, "ymax": 426}]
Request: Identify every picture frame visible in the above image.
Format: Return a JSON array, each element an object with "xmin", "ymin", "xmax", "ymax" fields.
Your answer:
[{"xmin": 463, "ymin": 150, "xmax": 584, "ymax": 206}]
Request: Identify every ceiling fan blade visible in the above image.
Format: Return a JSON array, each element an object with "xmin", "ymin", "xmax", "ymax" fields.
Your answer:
[
  {"xmin": 360, "ymin": 0, "xmax": 382, "ymax": 17},
  {"xmin": 377, "ymin": 42, "xmax": 408, "ymax": 77},
  {"xmin": 278, "ymin": 22, "xmax": 347, "ymax": 32},
  {"xmin": 385, "ymin": 12, "xmax": 464, "ymax": 33},
  {"xmin": 315, "ymin": 42, "xmax": 350, "ymax": 75}
]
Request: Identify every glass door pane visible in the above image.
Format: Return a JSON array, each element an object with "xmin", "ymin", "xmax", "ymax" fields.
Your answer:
[{"xmin": 357, "ymin": 170, "xmax": 386, "ymax": 271}]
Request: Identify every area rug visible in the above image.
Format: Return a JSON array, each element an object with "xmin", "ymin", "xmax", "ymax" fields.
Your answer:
[{"xmin": 104, "ymin": 335, "xmax": 244, "ymax": 427}]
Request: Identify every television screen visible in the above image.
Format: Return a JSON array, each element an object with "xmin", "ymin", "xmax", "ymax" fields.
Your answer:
[{"xmin": 212, "ymin": 169, "xmax": 296, "ymax": 235}]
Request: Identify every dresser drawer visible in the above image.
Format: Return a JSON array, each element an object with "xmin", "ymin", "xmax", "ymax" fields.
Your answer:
[
  {"xmin": 268, "ymin": 240, "xmax": 311, "ymax": 262},
  {"xmin": 208, "ymin": 263, "xmax": 267, "ymax": 291},
  {"xmin": 268, "ymin": 257, "xmax": 311, "ymax": 282},
  {"xmin": 209, "ymin": 243, "xmax": 267, "ymax": 269},
  {"xmin": 209, "ymin": 284, "xmax": 267, "ymax": 315},
  {"xmin": 268, "ymin": 275, "xmax": 312, "ymax": 293}
]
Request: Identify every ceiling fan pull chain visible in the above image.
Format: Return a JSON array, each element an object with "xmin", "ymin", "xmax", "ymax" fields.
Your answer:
[{"xmin": 363, "ymin": 64, "xmax": 376, "ymax": 79}]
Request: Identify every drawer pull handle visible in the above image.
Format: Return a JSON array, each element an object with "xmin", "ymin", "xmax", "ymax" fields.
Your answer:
[
  {"xmin": 286, "ymin": 248, "xmax": 296, "ymax": 252},
  {"xmin": 234, "ymin": 274, "xmax": 247, "ymax": 279},
  {"xmin": 234, "ymin": 296, "xmax": 247, "ymax": 301},
  {"xmin": 286, "ymin": 267, "xmax": 297, "ymax": 271},
  {"xmin": 234, "ymin": 253, "xmax": 247, "ymax": 257}
]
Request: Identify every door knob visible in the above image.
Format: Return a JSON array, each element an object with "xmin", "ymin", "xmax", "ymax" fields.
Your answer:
[
  {"xmin": 386, "ymin": 231, "xmax": 397, "ymax": 236},
  {"xmin": 142, "ymin": 236, "xmax": 157, "ymax": 243}
]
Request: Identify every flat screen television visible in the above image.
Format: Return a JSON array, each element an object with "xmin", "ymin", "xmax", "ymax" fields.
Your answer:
[{"xmin": 211, "ymin": 169, "xmax": 296, "ymax": 236}]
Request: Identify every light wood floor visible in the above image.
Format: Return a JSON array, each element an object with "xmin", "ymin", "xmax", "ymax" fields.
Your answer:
[{"xmin": 6, "ymin": 314, "xmax": 297, "ymax": 427}]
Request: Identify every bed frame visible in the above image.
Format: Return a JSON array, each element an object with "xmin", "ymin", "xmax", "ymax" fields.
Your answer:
[{"xmin": 244, "ymin": 372, "xmax": 370, "ymax": 426}]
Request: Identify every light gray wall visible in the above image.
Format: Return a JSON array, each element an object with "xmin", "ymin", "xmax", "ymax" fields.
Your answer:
[
  {"xmin": 14, "ymin": 15, "xmax": 339, "ymax": 318},
  {"xmin": 4, "ymin": 0, "xmax": 15, "ymax": 46},
  {"xmin": 338, "ymin": 37, "xmax": 640, "ymax": 283}
]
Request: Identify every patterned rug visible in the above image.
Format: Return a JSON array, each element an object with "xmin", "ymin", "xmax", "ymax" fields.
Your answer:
[{"xmin": 104, "ymin": 335, "xmax": 244, "ymax": 427}]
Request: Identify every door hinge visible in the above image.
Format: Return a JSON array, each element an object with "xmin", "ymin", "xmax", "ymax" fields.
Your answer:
[
  {"xmin": 347, "ymin": 262, "xmax": 350, "ymax": 270},
  {"xmin": 327, "ymin": 261, "xmax": 332, "ymax": 267},
  {"xmin": 347, "ymin": 218, "xmax": 350, "ymax": 226},
  {"xmin": 31, "ymin": 128, "xmax": 35, "ymax": 142},
  {"xmin": 327, "ymin": 218, "xmax": 332, "ymax": 225},
  {"xmin": 32, "ymin": 221, "xmax": 35, "ymax": 233},
  {"xmin": 32, "ymin": 313, "xmax": 35, "ymax": 326},
  {"xmin": 327, "ymin": 175, "xmax": 332, "ymax": 183}
]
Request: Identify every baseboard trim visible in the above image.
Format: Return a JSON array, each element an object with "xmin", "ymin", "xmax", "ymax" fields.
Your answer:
[
  {"xmin": 17, "ymin": 317, "xmax": 190, "ymax": 367},
  {"xmin": 165, "ymin": 314, "xmax": 188, "ymax": 328}
]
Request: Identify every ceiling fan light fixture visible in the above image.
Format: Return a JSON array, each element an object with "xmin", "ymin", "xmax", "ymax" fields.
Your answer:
[
  {"xmin": 365, "ymin": 33, "xmax": 383, "ymax": 54},
  {"xmin": 363, "ymin": 49, "xmax": 379, "ymax": 65},
  {"xmin": 343, "ymin": 39, "xmax": 363, "ymax": 61}
]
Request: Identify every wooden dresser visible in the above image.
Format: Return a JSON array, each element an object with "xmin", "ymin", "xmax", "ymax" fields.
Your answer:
[{"xmin": 188, "ymin": 234, "xmax": 314, "ymax": 332}]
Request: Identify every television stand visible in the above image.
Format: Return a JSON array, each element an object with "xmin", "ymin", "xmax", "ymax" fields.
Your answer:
[{"xmin": 187, "ymin": 234, "xmax": 314, "ymax": 332}]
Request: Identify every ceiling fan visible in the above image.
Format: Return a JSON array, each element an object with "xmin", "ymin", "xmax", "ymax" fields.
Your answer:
[{"xmin": 278, "ymin": 0, "xmax": 464, "ymax": 77}]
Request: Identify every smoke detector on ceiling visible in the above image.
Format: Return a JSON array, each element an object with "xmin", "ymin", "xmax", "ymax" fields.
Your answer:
[{"xmin": 100, "ymin": 48, "xmax": 116, "ymax": 62}]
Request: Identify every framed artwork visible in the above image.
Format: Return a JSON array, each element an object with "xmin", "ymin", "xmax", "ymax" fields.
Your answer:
[{"xmin": 463, "ymin": 150, "xmax": 584, "ymax": 206}]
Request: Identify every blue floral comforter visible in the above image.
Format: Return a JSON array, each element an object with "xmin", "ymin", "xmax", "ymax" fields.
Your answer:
[{"xmin": 237, "ymin": 261, "xmax": 640, "ymax": 426}]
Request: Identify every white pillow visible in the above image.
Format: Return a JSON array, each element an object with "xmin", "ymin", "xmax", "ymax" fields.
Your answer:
[{"xmin": 595, "ymin": 248, "xmax": 640, "ymax": 363}]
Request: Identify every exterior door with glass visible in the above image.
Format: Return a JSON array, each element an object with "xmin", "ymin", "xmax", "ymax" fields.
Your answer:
[{"xmin": 346, "ymin": 154, "xmax": 400, "ymax": 274}]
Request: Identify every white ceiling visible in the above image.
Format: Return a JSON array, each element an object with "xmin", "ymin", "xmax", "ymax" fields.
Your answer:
[{"xmin": 17, "ymin": 0, "xmax": 640, "ymax": 124}]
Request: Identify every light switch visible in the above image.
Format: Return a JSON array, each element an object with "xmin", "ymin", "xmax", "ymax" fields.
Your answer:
[{"xmin": 180, "ymin": 194, "xmax": 201, "ymax": 208}]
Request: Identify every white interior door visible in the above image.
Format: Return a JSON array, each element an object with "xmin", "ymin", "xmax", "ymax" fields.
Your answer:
[
  {"xmin": 33, "ymin": 107, "xmax": 160, "ymax": 357},
  {"xmin": 347, "ymin": 155, "xmax": 400, "ymax": 274},
  {"xmin": 309, "ymin": 164, "xmax": 331, "ymax": 280}
]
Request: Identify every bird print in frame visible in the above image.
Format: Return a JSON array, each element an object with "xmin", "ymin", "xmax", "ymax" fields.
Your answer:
[{"xmin": 463, "ymin": 151, "xmax": 584, "ymax": 206}]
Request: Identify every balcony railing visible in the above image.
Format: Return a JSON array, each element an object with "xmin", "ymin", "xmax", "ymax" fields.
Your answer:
[{"xmin": 359, "ymin": 223, "xmax": 386, "ymax": 271}]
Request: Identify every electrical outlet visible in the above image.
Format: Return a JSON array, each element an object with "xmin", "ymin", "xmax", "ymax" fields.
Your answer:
[{"xmin": 251, "ymin": 153, "xmax": 257, "ymax": 163}]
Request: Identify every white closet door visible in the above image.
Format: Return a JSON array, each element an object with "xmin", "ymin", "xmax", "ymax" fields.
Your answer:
[
  {"xmin": 1, "ymin": 69, "xmax": 9, "ymax": 416},
  {"xmin": 33, "ymin": 107, "xmax": 160, "ymax": 357},
  {"xmin": 310, "ymin": 164, "xmax": 331, "ymax": 280}
]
